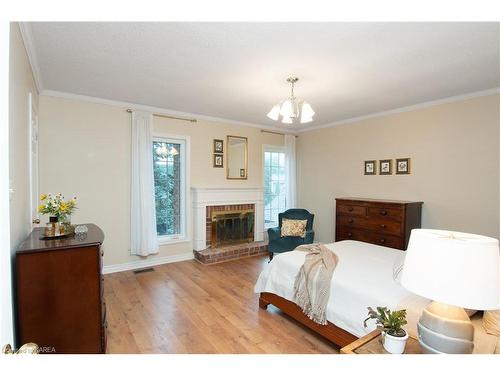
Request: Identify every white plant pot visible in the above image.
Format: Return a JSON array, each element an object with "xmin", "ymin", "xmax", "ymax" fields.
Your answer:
[{"xmin": 382, "ymin": 331, "xmax": 408, "ymax": 354}]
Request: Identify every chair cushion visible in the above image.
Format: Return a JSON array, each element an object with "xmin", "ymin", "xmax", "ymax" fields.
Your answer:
[{"xmin": 281, "ymin": 218, "xmax": 307, "ymax": 238}]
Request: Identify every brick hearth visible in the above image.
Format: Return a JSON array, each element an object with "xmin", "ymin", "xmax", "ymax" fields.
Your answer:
[{"xmin": 194, "ymin": 241, "xmax": 269, "ymax": 265}]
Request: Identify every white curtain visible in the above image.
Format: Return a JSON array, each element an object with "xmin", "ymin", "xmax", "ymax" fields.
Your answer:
[
  {"xmin": 130, "ymin": 111, "xmax": 159, "ymax": 256},
  {"xmin": 284, "ymin": 134, "xmax": 297, "ymax": 209}
]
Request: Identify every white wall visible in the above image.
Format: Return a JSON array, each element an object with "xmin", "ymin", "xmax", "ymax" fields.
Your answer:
[
  {"xmin": 5, "ymin": 22, "xmax": 39, "ymax": 346},
  {"xmin": 297, "ymin": 94, "xmax": 500, "ymax": 243},
  {"xmin": 38, "ymin": 94, "xmax": 283, "ymax": 268}
]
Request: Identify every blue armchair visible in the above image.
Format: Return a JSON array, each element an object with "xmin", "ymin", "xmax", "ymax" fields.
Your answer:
[{"xmin": 267, "ymin": 209, "xmax": 315, "ymax": 260}]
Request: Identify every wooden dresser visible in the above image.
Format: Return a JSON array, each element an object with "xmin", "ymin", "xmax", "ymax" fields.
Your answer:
[
  {"xmin": 16, "ymin": 224, "xmax": 106, "ymax": 354},
  {"xmin": 335, "ymin": 198, "xmax": 423, "ymax": 250}
]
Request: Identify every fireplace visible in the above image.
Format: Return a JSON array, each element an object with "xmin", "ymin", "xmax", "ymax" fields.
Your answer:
[
  {"xmin": 206, "ymin": 205, "xmax": 254, "ymax": 248},
  {"xmin": 191, "ymin": 187, "xmax": 264, "ymax": 251},
  {"xmin": 192, "ymin": 188, "xmax": 267, "ymax": 264}
]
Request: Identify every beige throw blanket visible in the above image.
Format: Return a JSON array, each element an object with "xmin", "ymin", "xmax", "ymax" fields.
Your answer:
[{"xmin": 293, "ymin": 243, "xmax": 339, "ymax": 325}]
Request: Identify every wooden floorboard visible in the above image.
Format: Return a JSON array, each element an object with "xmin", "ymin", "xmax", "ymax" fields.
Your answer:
[{"xmin": 104, "ymin": 255, "xmax": 339, "ymax": 354}]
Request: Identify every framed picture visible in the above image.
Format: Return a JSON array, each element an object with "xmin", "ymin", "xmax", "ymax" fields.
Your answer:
[
  {"xmin": 364, "ymin": 160, "xmax": 376, "ymax": 175},
  {"xmin": 379, "ymin": 159, "xmax": 392, "ymax": 175},
  {"xmin": 213, "ymin": 154, "xmax": 223, "ymax": 168},
  {"xmin": 396, "ymin": 158, "xmax": 411, "ymax": 174},
  {"xmin": 213, "ymin": 139, "xmax": 224, "ymax": 153}
]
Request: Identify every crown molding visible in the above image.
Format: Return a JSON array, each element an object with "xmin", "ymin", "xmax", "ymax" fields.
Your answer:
[
  {"xmin": 40, "ymin": 86, "xmax": 499, "ymax": 136},
  {"xmin": 18, "ymin": 22, "xmax": 43, "ymax": 93},
  {"xmin": 296, "ymin": 87, "xmax": 500, "ymax": 133},
  {"xmin": 40, "ymin": 89, "xmax": 299, "ymax": 135}
]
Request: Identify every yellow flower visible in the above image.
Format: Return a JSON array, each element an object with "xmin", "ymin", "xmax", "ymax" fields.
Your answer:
[
  {"xmin": 38, "ymin": 204, "xmax": 45, "ymax": 213},
  {"xmin": 40, "ymin": 193, "xmax": 47, "ymax": 201},
  {"xmin": 60, "ymin": 202, "xmax": 68, "ymax": 212}
]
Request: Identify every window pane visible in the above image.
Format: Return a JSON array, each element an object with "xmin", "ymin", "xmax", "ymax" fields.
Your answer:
[
  {"xmin": 153, "ymin": 140, "xmax": 182, "ymax": 236},
  {"xmin": 271, "ymin": 152, "xmax": 278, "ymax": 166},
  {"xmin": 264, "ymin": 150, "xmax": 286, "ymax": 227},
  {"xmin": 264, "ymin": 152, "xmax": 271, "ymax": 166}
]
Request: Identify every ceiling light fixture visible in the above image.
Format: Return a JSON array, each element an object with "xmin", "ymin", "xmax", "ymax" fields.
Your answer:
[{"xmin": 267, "ymin": 76, "xmax": 315, "ymax": 124}]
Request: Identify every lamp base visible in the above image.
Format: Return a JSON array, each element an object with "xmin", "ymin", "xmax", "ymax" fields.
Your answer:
[{"xmin": 417, "ymin": 301, "xmax": 474, "ymax": 354}]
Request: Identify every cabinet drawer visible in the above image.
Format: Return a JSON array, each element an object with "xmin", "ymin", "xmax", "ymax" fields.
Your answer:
[
  {"xmin": 367, "ymin": 206, "xmax": 403, "ymax": 222},
  {"xmin": 337, "ymin": 204, "xmax": 367, "ymax": 217},
  {"xmin": 337, "ymin": 215, "xmax": 402, "ymax": 235},
  {"xmin": 336, "ymin": 227, "xmax": 403, "ymax": 249}
]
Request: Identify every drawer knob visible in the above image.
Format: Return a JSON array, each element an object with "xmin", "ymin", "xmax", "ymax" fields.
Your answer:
[
  {"xmin": 380, "ymin": 239, "xmax": 386, "ymax": 244},
  {"xmin": 347, "ymin": 232, "xmax": 353, "ymax": 237},
  {"xmin": 380, "ymin": 224, "xmax": 386, "ymax": 229},
  {"xmin": 380, "ymin": 210, "xmax": 388, "ymax": 216},
  {"xmin": 348, "ymin": 207, "xmax": 353, "ymax": 212},
  {"xmin": 348, "ymin": 218, "xmax": 354, "ymax": 223}
]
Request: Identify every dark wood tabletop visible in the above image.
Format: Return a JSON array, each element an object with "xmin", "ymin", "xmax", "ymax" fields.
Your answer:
[{"xmin": 16, "ymin": 223, "xmax": 105, "ymax": 254}]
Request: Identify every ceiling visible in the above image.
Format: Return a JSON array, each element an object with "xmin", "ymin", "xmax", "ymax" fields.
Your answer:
[{"xmin": 27, "ymin": 22, "xmax": 500, "ymax": 130}]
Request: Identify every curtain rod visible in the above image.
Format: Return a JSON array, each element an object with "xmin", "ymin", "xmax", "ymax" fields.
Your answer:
[
  {"xmin": 126, "ymin": 108, "xmax": 197, "ymax": 123},
  {"xmin": 260, "ymin": 129, "xmax": 298, "ymax": 138}
]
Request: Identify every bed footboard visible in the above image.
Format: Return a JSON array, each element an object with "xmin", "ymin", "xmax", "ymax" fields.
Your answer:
[{"xmin": 258, "ymin": 292, "xmax": 357, "ymax": 348}]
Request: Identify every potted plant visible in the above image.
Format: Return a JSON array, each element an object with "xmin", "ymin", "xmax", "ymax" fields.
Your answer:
[
  {"xmin": 38, "ymin": 193, "xmax": 78, "ymax": 236},
  {"xmin": 364, "ymin": 306, "xmax": 408, "ymax": 354}
]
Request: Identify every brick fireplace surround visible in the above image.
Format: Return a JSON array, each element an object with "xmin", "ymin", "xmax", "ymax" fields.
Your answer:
[{"xmin": 191, "ymin": 188, "xmax": 269, "ymax": 264}]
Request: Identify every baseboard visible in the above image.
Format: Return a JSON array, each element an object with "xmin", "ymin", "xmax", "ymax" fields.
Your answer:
[{"xmin": 102, "ymin": 252, "xmax": 194, "ymax": 274}]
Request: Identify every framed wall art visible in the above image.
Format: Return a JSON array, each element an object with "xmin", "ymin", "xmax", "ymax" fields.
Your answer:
[
  {"xmin": 364, "ymin": 160, "xmax": 376, "ymax": 175},
  {"xmin": 379, "ymin": 159, "xmax": 392, "ymax": 175},
  {"xmin": 213, "ymin": 154, "xmax": 224, "ymax": 168},
  {"xmin": 396, "ymin": 158, "xmax": 411, "ymax": 174},
  {"xmin": 213, "ymin": 139, "xmax": 224, "ymax": 153}
]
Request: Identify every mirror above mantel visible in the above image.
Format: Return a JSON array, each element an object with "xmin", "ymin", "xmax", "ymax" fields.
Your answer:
[{"xmin": 226, "ymin": 135, "xmax": 248, "ymax": 180}]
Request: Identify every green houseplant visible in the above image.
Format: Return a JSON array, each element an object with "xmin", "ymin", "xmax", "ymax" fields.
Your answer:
[{"xmin": 364, "ymin": 306, "xmax": 408, "ymax": 354}]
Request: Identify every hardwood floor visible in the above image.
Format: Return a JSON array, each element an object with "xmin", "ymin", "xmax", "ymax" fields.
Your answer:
[{"xmin": 104, "ymin": 255, "xmax": 339, "ymax": 354}]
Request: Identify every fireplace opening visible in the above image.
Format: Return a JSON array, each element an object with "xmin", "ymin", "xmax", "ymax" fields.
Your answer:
[{"xmin": 206, "ymin": 205, "xmax": 255, "ymax": 248}]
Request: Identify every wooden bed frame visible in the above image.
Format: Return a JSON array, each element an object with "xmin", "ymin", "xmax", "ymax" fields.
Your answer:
[{"xmin": 259, "ymin": 292, "xmax": 357, "ymax": 348}]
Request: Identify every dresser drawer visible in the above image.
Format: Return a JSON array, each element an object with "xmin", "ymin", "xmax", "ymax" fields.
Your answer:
[
  {"xmin": 367, "ymin": 206, "xmax": 403, "ymax": 222},
  {"xmin": 337, "ymin": 215, "xmax": 402, "ymax": 236},
  {"xmin": 337, "ymin": 203, "xmax": 367, "ymax": 217},
  {"xmin": 336, "ymin": 227, "xmax": 403, "ymax": 249}
]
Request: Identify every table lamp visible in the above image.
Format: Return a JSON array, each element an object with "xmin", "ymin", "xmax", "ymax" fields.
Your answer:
[{"xmin": 401, "ymin": 229, "xmax": 500, "ymax": 354}]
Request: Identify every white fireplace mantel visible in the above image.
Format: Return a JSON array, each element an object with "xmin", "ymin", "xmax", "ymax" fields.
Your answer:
[{"xmin": 191, "ymin": 187, "xmax": 264, "ymax": 251}]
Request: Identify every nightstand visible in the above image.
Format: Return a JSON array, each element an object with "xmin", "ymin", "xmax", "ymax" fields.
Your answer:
[{"xmin": 340, "ymin": 330, "xmax": 423, "ymax": 354}]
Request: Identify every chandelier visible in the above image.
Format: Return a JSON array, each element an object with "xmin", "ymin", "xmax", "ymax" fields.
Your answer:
[{"xmin": 267, "ymin": 76, "xmax": 315, "ymax": 124}]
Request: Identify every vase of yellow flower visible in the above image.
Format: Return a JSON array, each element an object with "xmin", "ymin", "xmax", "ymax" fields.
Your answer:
[{"xmin": 38, "ymin": 193, "xmax": 77, "ymax": 237}]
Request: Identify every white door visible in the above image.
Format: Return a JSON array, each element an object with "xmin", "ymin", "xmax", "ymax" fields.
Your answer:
[{"xmin": 28, "ymin": 92, "xmax": 40, "ymax": 228}]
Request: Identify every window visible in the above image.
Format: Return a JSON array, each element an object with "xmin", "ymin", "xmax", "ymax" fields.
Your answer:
[
  {"xmin": 153, "ymin": 137, "xmax": 187, "ymax": 241},
  {"xmin": 263, "ymin": 147, "xmax": 286, "ymax": 228}
]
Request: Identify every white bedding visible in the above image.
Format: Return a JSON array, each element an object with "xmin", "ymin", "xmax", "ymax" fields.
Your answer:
[{"xmin": 254, "ymin": 240, "xmax": 500, "ymax": 353}]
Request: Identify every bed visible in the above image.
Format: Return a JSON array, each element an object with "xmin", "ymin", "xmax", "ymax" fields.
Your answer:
[{"xmin": 254, "ymin": 240, "xmax": 500, "ymax": 353}]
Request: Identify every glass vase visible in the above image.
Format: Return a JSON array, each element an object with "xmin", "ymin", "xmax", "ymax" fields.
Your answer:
[{"xmin": 60, "ymin": 215, "xmax": 74, "ymax": 235}]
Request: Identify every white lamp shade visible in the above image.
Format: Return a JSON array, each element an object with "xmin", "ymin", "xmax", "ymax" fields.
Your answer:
[
  {"xmin": 401, "ymin": 229, "xmax": 500, "ymax": 310},
  {"xmin": 267, "ymin": 104, "xmax": 281, "ymax": 121},
  {"xmin": 301, "ymin": 101, "xmax": 315, "ymax": 117},
  {"xmin": 280, "ymin": 100, "xmax": 293, "ymax": 118}
]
